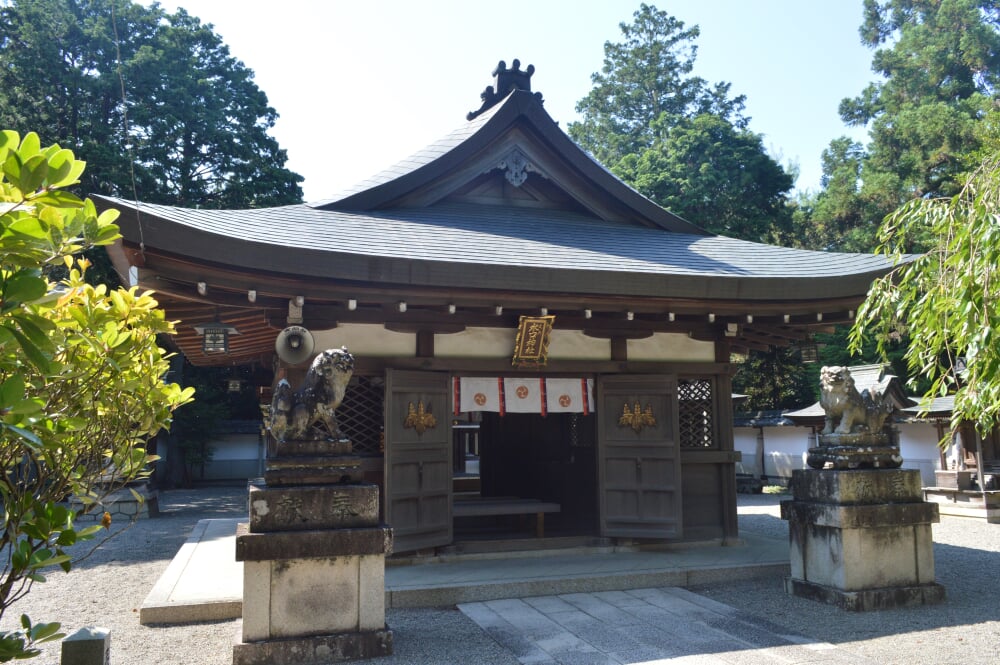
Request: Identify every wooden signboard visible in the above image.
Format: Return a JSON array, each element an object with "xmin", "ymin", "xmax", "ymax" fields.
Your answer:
[{"xmin": 512, "ymin": 315, "xmax": 555, "ymax": 367}]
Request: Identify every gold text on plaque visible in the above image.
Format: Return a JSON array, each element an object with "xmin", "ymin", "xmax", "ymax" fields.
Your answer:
[
  {"xmin": 619, "ymin": 402, "xmax": 656, "ymax": 433},
  {"xmin": 512, "ymin": 315, "xmax": 555, "ymax": 367},
  {"xmin": 403, "ymin": 401, "xmax": 437, "ymax": 435}
]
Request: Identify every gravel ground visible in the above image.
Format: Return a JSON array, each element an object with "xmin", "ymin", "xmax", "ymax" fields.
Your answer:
[
  {"xmin": 1, "ymin": 487, "xmax": 998, "ymax": 664},
  {"xmin": 691, "ymin": 492, "xmax": 1000, "ymax": 665}
]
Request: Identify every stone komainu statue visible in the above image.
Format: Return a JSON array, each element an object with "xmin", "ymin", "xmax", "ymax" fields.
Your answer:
[
  {"xmin": 269, "ymin": 347, "xmax": 355, "ymax": 442},
  {"xmin": 819, "ymin": 365, "xmax": 892, "ymax": 436}
]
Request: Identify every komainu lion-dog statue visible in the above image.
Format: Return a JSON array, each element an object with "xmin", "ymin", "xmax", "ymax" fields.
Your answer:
[
  {"xmin": 819, "ymin": 365, "xmax": 892, "ymax": 436},
  {"xmin": 269, "ymin": 347, "xmax": 355, "ymax": 441}
]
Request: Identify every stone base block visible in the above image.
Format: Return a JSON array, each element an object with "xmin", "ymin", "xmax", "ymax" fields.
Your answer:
[
  {"xmin": 791, "ymin": 468, "xmax": 923, "ymax": 504},
  {"xmin": 236, "ymin": 523, "xmax": 392, "ymax": 561},
  {"xmin": 61, "ymin": 626, "xmax": 111, "ymax": 665},
  {"xmin": 241, "ymin": 551, "xmax": 387, "ymax": 640},
  {"xmin": 785, "ymin": 577, "xmax": 945, "ymax": 611},
  {"xmin": 264, "ymin": 456, "xmax": 364, "ymax": 486},
  {"xmin": 784, "ymin": 468, "xmax": 945, "ymax": 610},
  {"xmin": 275, "ymin": 439, "xmax": 353, "ymax": 457},
  {"xmin": 781, "ymin": 498, "xmax": 939, "ymax": 529},
  {"xmin": 248, "ymin": 482, "xmax": 378, "ymax": 532},
  {"xmin": 233, "ymin": 627, "xmax": 392, "ymax": 665}
]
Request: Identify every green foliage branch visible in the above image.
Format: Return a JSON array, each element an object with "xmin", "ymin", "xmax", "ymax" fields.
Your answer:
[
  {"xmin": 0, "ymin": 130, "xmax": 193, "ymax": 660},
  {"xmin": 851, "ymin": 152, "xmax": 1000, "ymax": 438}
]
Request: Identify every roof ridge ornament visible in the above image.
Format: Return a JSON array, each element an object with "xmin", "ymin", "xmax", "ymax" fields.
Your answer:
[{"xmin": 467, "ymin": 59, "xmax": 544, "ymax": 120}]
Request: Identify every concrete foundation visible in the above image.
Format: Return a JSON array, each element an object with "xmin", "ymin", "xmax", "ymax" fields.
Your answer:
[{"xmin": 781, "ymin": 468, "xmax": 945, "ymax": 611}]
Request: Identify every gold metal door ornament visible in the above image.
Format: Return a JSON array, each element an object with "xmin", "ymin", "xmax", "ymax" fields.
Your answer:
[
  {"xmin": 403, "ymin": 401, "xmax": 438, "ymax": 435},
  {"xmin": 618, "ymin": 402, "xmax": 656, "ymax": 433}
]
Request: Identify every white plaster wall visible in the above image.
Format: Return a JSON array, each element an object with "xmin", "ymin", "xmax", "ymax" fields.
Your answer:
[
  {"xmin": 313, "ymin": 324, "xmax": 414, "ymax": 357},
  {"xmin": 735, "ymin": 421, "xmax": 948, "ymax": 485},
  {"xmin": 762, "ymin": 428, "xmax": 811, "ymax": 480},
  {"xmin": 628, "ymin": 333, "xmax": 715, "ymax": 362},
  {"xmin": 202, "ymin": 433, "xmax": 262, "ymax": 481},
  {"xmin": 735, "ymin": 426, "xmax": 811, "ymax": 481},
  {"xmin": 897, "ymin": 422, "xmax": 945, "ymax": 485},
  {"xmin": 436, "ymin": 327, "xmax": 612, "ymax": 360},
  {"xmin": 548, "ymin": 330, "xmax": 610, "ymax": 360},
  {"xmin": 734, "ymin": 428, "xmax": 760, "ymax": 476},
  {"xmin": 436, "ymin": 327, "xmax": 516, "ymax": 358},
  {"xmin": 210, "ymin": 434, "xmax": 258, "ymax": 460},
  {"xmin": 311, "ymin": 324, "xmax": 712, "ymax": 363}
]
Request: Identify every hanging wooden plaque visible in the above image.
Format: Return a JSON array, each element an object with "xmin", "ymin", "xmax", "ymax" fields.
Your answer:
[{"xmin": 512, "ymin": 315, "xmax": 555, "ymax": 367}]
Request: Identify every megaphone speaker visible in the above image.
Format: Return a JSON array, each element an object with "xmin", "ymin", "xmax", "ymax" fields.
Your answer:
[{"xmin": 275, "ymin": 325, "xmax": 315, "ymax": 365}]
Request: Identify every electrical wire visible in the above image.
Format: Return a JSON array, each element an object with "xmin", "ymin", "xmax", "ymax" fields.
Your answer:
[{"xmin": 110, "ymin": 2, "xmax": 145, "ymax": 258}]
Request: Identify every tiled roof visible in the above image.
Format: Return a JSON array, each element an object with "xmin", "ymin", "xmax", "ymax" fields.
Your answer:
[
  {"xmin": 307, "ymin": 90, "xmax": 706, "ymax": 235},
  {"xmin": 101, "ymin": 197, "xmax": 899, "ymax": 301},
  {"xmin": 902, "ymin": 395, "xmax": 955, "ymax": 417},
  {"xmin": 734, "ymin": 410, "xmax": 796, "ymax": 427},
  {"xmin": 310, "ymin": 99, "xmax": 504, "ymax": 206}
]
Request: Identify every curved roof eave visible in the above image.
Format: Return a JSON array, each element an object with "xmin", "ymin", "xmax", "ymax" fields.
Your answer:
[{"xmin": 95, "ymin": 196, "xmax": 900, "ymax": 304}]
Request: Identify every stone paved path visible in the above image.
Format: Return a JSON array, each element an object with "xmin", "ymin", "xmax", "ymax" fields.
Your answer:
[{"xmin": 459, "ymin": 586, "xmax": 859, "ymax": 664}]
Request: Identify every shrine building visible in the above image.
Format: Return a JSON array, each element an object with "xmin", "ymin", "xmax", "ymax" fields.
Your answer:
[{"xmin": 99, "ymin": 61, "xmax": 899, "ymax": 553}]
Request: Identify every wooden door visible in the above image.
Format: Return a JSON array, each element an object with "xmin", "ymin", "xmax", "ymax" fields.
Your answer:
[
  {"xmin": 597, "ymin": 375, "xmax": 682, "ymax": 539},
  {"xmin": 384, "ymin": 370, "xmax": 452, "ymax": 552}
]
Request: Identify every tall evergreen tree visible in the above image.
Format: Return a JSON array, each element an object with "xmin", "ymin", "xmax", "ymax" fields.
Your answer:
[
  {"xmin": 807, "ymin": 0, "xmax": 1000, "ymax": 251},
  {"xmin": 569, "ymin": 4, "xmax": 793, "ymax": 241},
  {"xmin": 0, "ymin": 0, "xmax": 302, "ymax": 208}
]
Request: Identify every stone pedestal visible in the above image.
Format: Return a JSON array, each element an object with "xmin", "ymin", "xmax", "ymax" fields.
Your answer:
[
  {"xmin": 61, "ymin": 626, "xmax": 110, "ymax": 665},
  {"xmin": 233, "ymin": 439, "xmax": 393, "ymax": 664},
  {"xmin": 781, "ymin": 468, "xmax": 945, "ymax": 611}
]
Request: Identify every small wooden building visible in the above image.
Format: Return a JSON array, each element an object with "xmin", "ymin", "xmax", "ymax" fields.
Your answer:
[{"xmin": 100, "ymin": 61, "xmax": 899, "ymax": 552}]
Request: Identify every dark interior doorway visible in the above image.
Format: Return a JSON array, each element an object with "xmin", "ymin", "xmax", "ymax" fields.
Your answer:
[{"xmin": 454, "ymin": 412, "xmax": 598, "ymax": 538}]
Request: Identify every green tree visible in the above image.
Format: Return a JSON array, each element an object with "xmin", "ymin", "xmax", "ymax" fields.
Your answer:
[
  {"xmin": 570, "ymin": 3, "xmax": 747, "ymax": 166},
  {"xmin": 0, "ymin": 131, "xmax": 192, "ymax": 660},
  {"xmin": 615, "ymin": 112, "xmax": 794, "ymax": 241},
  {"xmin": 732, "ymin": 347, "xmax": 817, "ymax": 411},
  {"xmin": 0, "ymin": 0, "xmax": 302, "ymax": 208},
  {"xmin": 569, "ymin": 4, "xmax": 794, "ymax": 241},
  {"xmin": 851, "ymin": 152, "xmax": 1000, "ymax": 436},
  {"xmin": 809, "ymin": 0, "xmax": 1000, "ymax": 251},
  {"xmin": 802, "ymin": 138, "xmax": 867, "ymax": 250}
]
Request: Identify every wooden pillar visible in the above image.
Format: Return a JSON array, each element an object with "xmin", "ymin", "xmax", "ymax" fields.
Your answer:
[
  {"xmin": 416, "ymin": 330, "xmax": 434, "ymax": 358},
  {"xmin": 713, "ymin": 352, "xmax": 739, "ymax": 543},
  {"xmin": 610, "ymin": 336, "xmax": 628, "ymax": 362}
]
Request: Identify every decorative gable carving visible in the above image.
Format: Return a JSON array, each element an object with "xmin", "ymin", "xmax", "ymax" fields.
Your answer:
[{"xmin": 491, "ymin": 147, "xmax": 548, "ymax": 187}]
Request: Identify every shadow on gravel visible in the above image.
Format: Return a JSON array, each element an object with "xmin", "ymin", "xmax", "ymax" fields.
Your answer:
[
  {"xmin": 63, "ymin": 486, "xmax": 247, "ymax": 570},
  {"xmin": 155, "ymin": 486, "xmax": 247, "ymax": 516},
  {"xmin": 689, "ymin": 498, "xmax": 1000, "ymax": 654}
]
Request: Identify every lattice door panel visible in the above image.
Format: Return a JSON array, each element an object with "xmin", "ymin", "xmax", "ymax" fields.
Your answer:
[
  {"xmin": 338, "ymin": 375, "xmax": 385, "ymax": 455},
  {"xmin": 678, "ymin": 379, "xmax": 714, "ymax": 449}
]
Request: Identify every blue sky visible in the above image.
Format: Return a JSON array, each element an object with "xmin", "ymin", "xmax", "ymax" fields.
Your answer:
[{"xmin": 154, "ymin": 1, "xmax": 874, "ymax": 202}]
